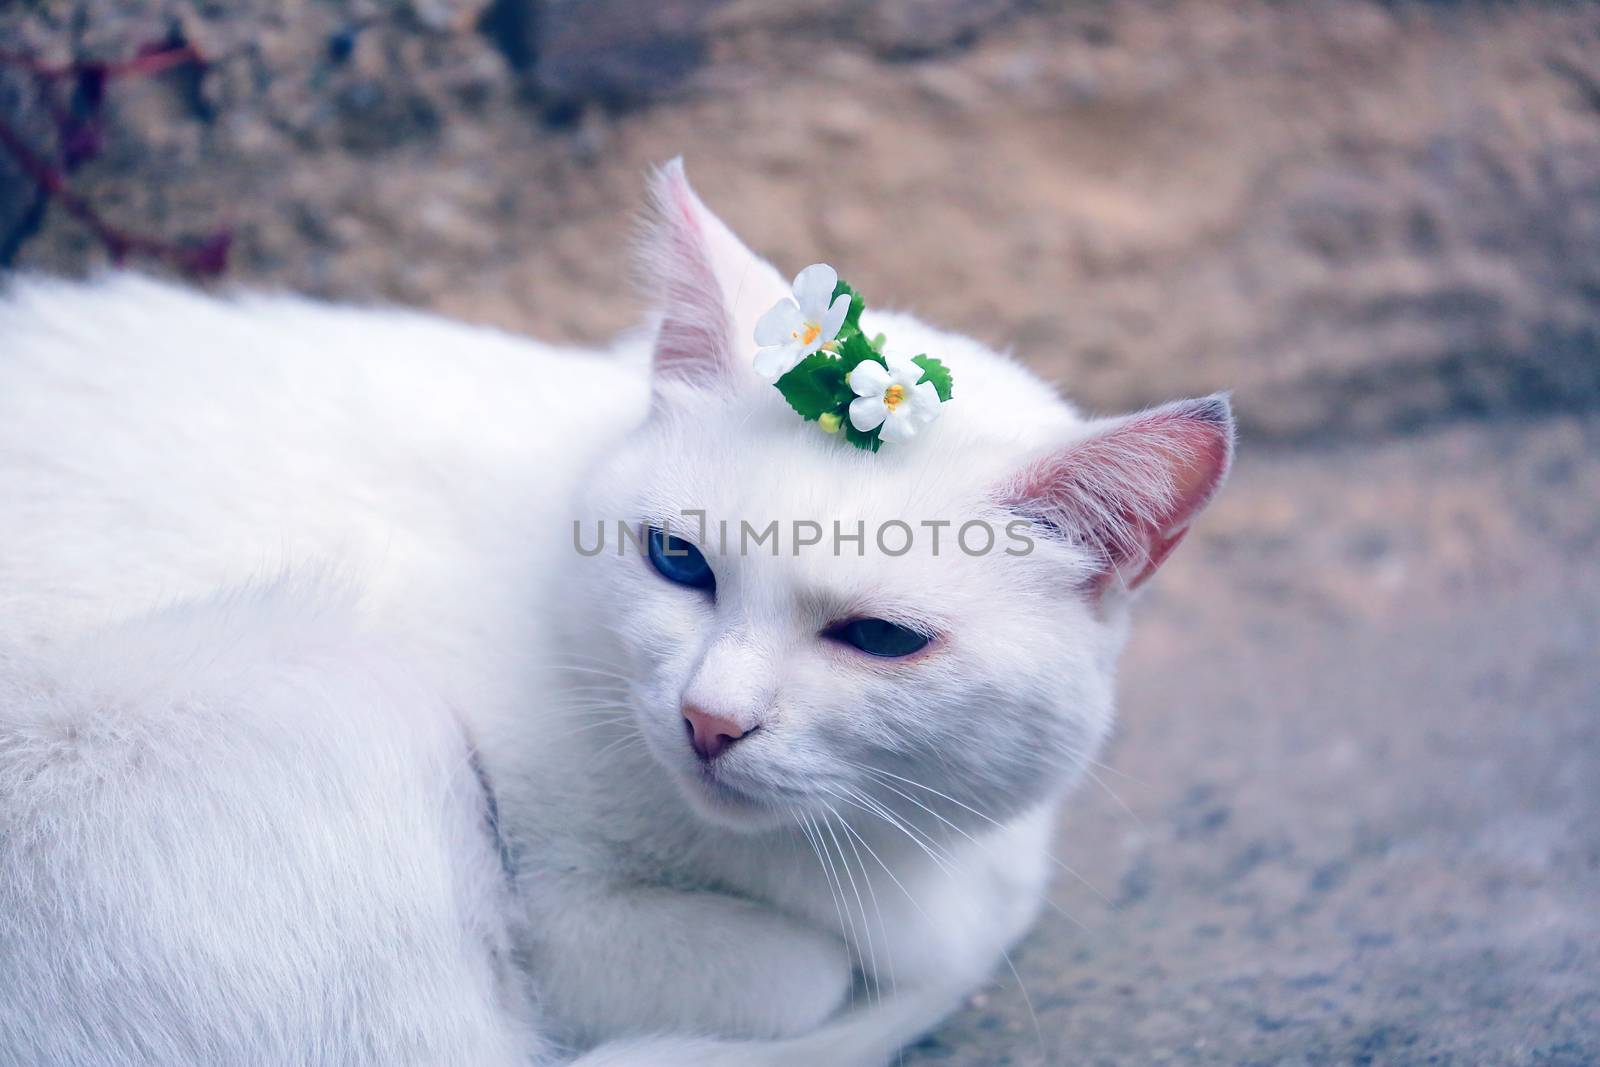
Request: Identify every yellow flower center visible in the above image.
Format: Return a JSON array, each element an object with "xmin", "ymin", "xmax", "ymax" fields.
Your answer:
[
  {"xmin": 795, "ymin": 321, "xmax": 822, "ymax": 346},
  {"xmin": 883, "ymin": 383, "xmax": 906, "ymax": 411}
]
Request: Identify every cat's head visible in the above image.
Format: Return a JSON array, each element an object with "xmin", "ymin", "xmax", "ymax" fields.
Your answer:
[{"xmin": 570, "ymin": 161, "xmax": 1232, "ymax": 834}]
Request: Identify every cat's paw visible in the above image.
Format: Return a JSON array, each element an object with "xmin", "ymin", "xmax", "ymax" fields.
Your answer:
[
  {"xmin": 532, "ymin": 887, "xmax": 853, "ymax": 1043},
  {"xmin": 866, "ymin": 808, "xmax": 1056, "ymax": 990},
  {"xmin": 722, "ymin": 908, "xmax": 856, "ymax": 1037},
  {"xmin": 622, "ymin": 895, "xmax": 855, "ymax": 1039}
]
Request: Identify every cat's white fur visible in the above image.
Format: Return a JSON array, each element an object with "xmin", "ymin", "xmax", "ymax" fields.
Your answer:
[{"xmin": 0, "ymin": 162, "xmax": 1232, "ymax": 1066}]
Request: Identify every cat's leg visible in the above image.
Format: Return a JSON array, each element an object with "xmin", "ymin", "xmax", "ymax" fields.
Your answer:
[
  {"xmin": 566, "ymin": 981, "xmax": 969, "ymax": 1067},
  {"xmin": 860, "ymin": 803, "xmax": 1058, "ymax": 991},
  {"xmin": 529, "ymin": 880, "xmax": 855, "ymax": 1045},
  {"xmin": 658, "ymin": 809, "xmax": 1056, "ymax": 1067},
  {"xmin": 532, "ymin": 813, "xmax": 1053, "ymax": 1062},
  {"xmin": 599, "ymin": 806, "xmax": 1056, "ymax": 1067},
  {"xmin": 0, "ymin": 574, "xmax": 542, "ymax": 1067},
  {"xmin": 530, "ymin": 808, "xmax": 1053, "ymax": 1059}
]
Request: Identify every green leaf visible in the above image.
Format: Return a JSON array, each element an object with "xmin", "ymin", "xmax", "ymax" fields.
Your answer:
[
  {"xmin": 836, "ymin": 331, "xmax": 882, "ymax": 376},
  {"xmin": 911, "ymin": 354, "xmax": 954, "ymax": 402},
  {"xmin": 870, "ymin": 333, "xmax": 887, "ymax": 352},
  {"xmin": 831, "ymin": 279, "xmax": 866, "ymax": 340},
  {"xmin": 775, "ymin": 353, "xmax": 848, "ymax": 421},
  {"xmin": 844, "ymin": 420, "xmax": 883, "ymax": 452}
]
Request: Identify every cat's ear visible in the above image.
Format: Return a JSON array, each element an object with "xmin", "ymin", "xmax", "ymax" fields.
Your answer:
[
  {"xmin": 640, "ymin": 158, "xmax": 788, "ymax": 390},
  {"xmin": 999, "ymin": 394, "xmax": 1235, "ymax": 597}
]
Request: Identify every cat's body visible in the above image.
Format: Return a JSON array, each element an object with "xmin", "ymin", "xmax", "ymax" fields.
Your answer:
[{"xmin": 0, "ymin": 165, "xmax": 1232, "ymax": 1066}]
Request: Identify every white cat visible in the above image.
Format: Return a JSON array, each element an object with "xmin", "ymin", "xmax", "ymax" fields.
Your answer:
[{"xmin": 0, "ymin": 161, "xmax": 1233, "ymax": 1067}]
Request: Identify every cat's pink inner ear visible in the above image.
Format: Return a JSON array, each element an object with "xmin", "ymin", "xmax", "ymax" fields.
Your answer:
[
  {"xmin": 644, "ymin": 160, "xmax": 736, "ymax": 386},
  {"xmin": 641, "ymin": 159, "xmax": 787, "ymax": 390},
  {"xmin": 1002, "ymin": 395, "xmax": 1235, "ymax": 595}
]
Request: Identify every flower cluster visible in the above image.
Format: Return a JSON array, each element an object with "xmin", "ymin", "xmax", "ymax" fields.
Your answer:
[{"xmin": 754, "ymin": 264, "xmax": 953, "ymax": 451}]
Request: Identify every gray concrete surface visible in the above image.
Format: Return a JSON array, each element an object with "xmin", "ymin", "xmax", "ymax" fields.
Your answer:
[{"xmin": 908, "ymin": 416, "xmax": 1600, "ymax": 1065}]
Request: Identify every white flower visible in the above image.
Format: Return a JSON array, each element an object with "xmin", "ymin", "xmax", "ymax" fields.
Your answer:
[
  {"xmin": 847, "ymin": 350, "xmax": 944, "ymax": 444},
  {"xmin": 753, "ymin": 263, "xmax": 853, "ymax": 382}
]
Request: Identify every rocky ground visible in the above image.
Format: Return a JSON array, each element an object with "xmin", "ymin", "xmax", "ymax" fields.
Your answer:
[{"xmin": 3, "ymin": 2, "xmax": 1598, "ymax": 1063}]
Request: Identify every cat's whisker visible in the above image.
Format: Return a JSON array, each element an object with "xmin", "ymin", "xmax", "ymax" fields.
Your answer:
[
  {"xmin": 822, "ymin": 792, "xmax": 898, "ymax": 1005},
  {"xmin": 545, "ymin": 685, "xmax": 630, "ymax": 700},
  {"xmin": 806, "ymin": 806, "xmax": 883, "ymax": 1006},
  {"xmin": 869, "ymin": 787, "xmax": 1095, "ymax": 937},
  {"xmin": 588, "ymin": 741, "xmax": 648, "ymax": 774},
  {"xmin": 813, "ymin": 812, "xmax": 871, "ymax": 984},
  {"xmin": 841, "ymin": 781, "xmax": 981, "ymax": 885},
  {"xmin": 835, "ymin": 788, "xmax": 1049, "ymax": 1063},
  {"xmin": 853, "ymin": 860, "xmax": 898, "ymax": 1010},
  {"xmin": 831, "ymin": 786, "xmax": 974, "ymax": 935},
  {"xmin": 998, "ymin": 944, "xmax": 1047, "ymax": 1063},
  {"xmin": 546, "ymin": 696, "xmax": 631, "ymax": 711},
  {"xmin": 861, "ymin": 781, "xmax": 1095, "ymax": 936},
  {"xmin": 547, "ymin": 705, "xmax": 632, "ymax": 720},
  {"xmin": 867, "ymin": 780, "xmax": 1080, "ymax": 920},
  {"xmin": 795, "ymin": 811, "xmax": 856, "ymax": 977},
  {"xmin": 550, "ymin": 711, "xmax": 631, "ymax": 725},
  {"xmin": 532, "ymin": 656, "xmax": 631, "ymax": 673},
  {"xmin": 847, "ymin": 762, "xmax": 994, "ymax": 824},
  {"xmin": 819, "ymin": 801, "xmax": 884, "ymax": 1009},
  {"xmin": 530, "ymin": 662, "xmax": 635, "ymax": 685},
  {"xmin": 554, "ymin": 683, "xmax": 634, "ymax": 698},
  {"xmin": 833, "ymin": 786, "xmax": 962, "ymax": 881},
  {"xmin": 1076, "ymin": 762, "xmax": 1145, "ymax": 829},
  {"xmin": 535, "ymin": 647, "xmax": 628, "ymax": 667},
  {"xmin": 828, "ymin": 782, "xmax": 972, "ymax": 1040},
  {"xmin": 852, "ymin": 762, "xmax": 1113, "ymax": 909},
  {"xmin": 546, "ymin": 691, "xmax": 634, "ymax": 708},
  {"xmin": 545, "ymin": 705, "xmax": 632, "ymax": 724},
  {"xmin": 547, "ymin": 716, "xmax": 634, "ymax": 743},
  {"xmin": 1060, "ymin": 744, "xmax": 1144, "ymax": 786},
  {"xmin": 844, "ymin": 770, "xmax": 982, "ymax": 874},
  {"xmin": 585, "ymin": 729, "xmax": 648, "ymax": 771},
  {"xmin": 792, "ymin": 813, "xmax": 841, "ymax": 952}
]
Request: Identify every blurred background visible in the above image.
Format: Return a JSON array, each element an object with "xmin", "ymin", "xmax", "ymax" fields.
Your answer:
[{"xmin": 3, "ymin": 1, "xmax": 1597, "ymax": 1063}]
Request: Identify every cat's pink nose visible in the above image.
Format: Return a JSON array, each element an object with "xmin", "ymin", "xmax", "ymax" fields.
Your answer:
[{"xmin": 682, "ymin": 705, "xmax": 752, "ymax": 762}]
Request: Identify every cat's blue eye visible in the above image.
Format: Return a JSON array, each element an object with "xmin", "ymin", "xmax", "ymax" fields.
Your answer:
[
  {"xmin": 826, "ymin": 618, "xmax": 932, "ymax": 659},
  {"xmin": 646, "ymin": 526, "xmax": 715, "ymax": 593}
]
